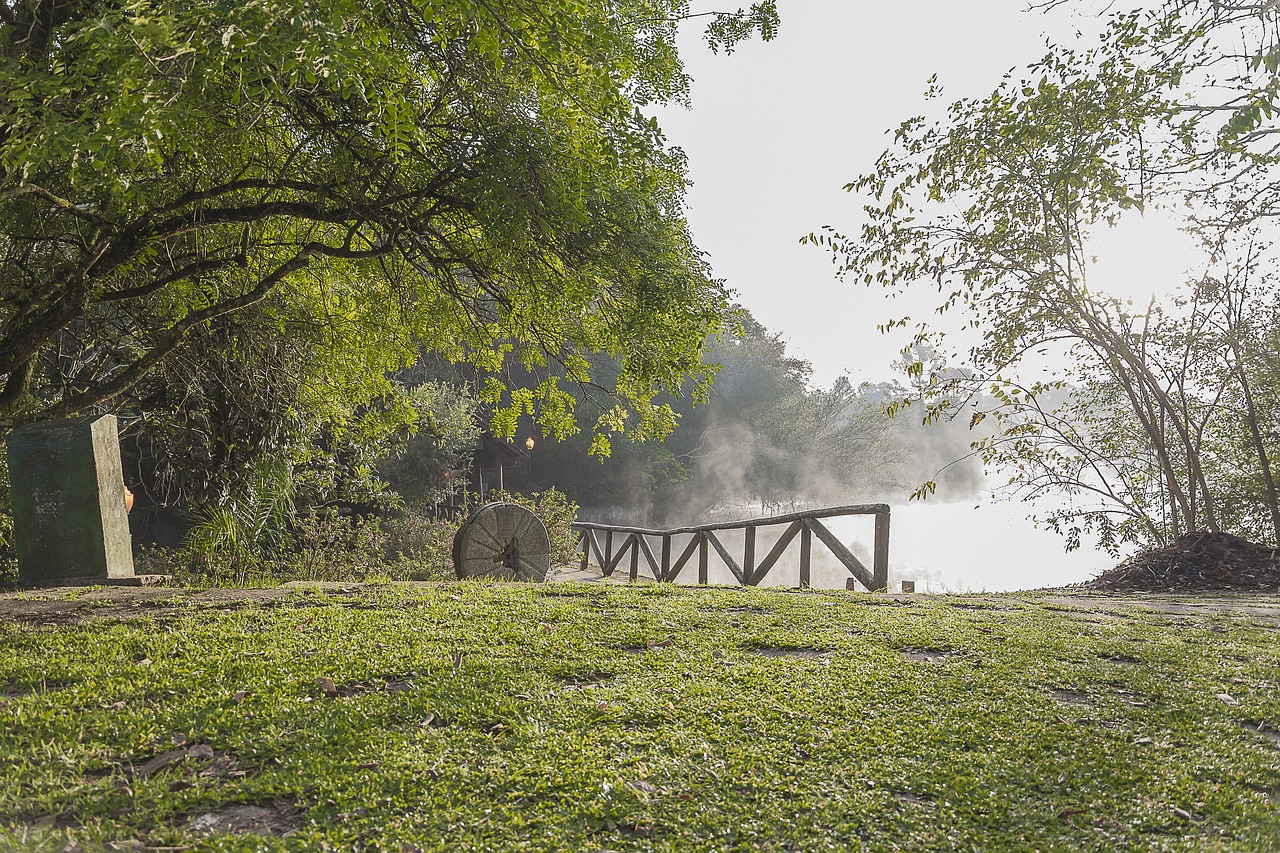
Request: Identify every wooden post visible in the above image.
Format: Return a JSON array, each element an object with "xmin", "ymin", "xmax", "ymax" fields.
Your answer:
[
  {"xmin": 873, "ymin": 509, "xmax": 891, "ymax": 592},
  {"xmin": 580, "ymin": 530, "xmax": 590, "ymax": 573},
  {"xmin": 661, "ymin": 535, "xmax": 671, "ymax": 582},
  {"xmin": 629, "ymin": 536, "xmax": 639, "ymax": 581},
  {"xmin": 698, "ymin": 532, "xmax": 708, "ymax": 584},
  {"xmin": 605, "ymin": 530, "xmax": 614, "ymax": 574},
  {"xmin": 743, "ymin": 526, "xmax": 756, "ymax": 585},
  {"xmin": 799, "ymin": 522, "xmax": 812, "ymax": 588}
]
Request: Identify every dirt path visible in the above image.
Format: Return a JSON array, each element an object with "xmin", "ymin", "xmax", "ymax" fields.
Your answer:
[{"xmin": 2, "ymin": 577, "xmax": 1279, "ymax": 629}]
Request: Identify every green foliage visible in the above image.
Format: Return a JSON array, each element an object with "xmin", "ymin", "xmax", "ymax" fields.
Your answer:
[
  {"xmin": 161, "ymin": 486, "xmax": 581, "ymax": 586},
  {"xmin": 0, "ymin": 455, "xmax": 14, "ymax": 590},
  {"xmin": 702, "ymin": 1, "xmax": 779, "ymax": 54},
  {"xmin": 0, "ymin": 0, "xmax": 779, "ymax": 456},
  {"xmin": 377, "ymin": 381, "xmax": 482, "ymax": 510},
  {"xmin": 182, "ymin": 456, "xmax": 298, "ymax": 584}
]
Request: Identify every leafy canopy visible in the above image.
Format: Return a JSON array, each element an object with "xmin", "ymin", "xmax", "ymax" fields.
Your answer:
[
  {"xmin": 0, "ymin": 0, "xmax": 778, "ymax": 454},
  {"xmin": 808, "ymin": 1, "xmax": 1280, "ymax": 549}
]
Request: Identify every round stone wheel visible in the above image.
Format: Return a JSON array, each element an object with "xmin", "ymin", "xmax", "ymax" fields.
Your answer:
[{"xmin": 452, "ymin": 502, "xmax": 551, "ymax": 581}]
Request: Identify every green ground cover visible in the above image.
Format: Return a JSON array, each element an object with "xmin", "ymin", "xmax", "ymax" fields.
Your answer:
[{"xmin": 0, "ymin": 584, "xmax": 1277, "ymax": 851}]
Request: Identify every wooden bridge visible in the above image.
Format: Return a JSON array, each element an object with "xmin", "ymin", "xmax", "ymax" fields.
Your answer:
[{"xmin": 572, "ymin": 504, "xmax": 890, "ymax": 591}]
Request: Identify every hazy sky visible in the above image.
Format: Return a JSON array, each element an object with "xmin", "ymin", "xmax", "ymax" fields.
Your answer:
[
  {"xmin": 649, "ymin": 1, "xmax": 1201, "ymax": 589},
  {"xmin": 656, "ymin": 0, "xmax": 1197, "ymax": 388}
]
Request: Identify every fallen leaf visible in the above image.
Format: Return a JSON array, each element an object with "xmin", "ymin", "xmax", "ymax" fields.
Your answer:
[
  {"xmin": 171, "ymin": 732, "xmax": 189, "ymax": 746},
  {"xmin": 138, "ymin": 658, "xmax": 152, "ymax": 667},
  {"xmin": 384, "ymin": 681, "xmax": 413, "ymax": 693},
  {"xmin": 1216, "ymin": 693, "xmax": 1240, "ymax": 706},
  {"xmin": 646, "ymin": 638, "xmax": 673, "ymax": 649},
  {"xmin": 135, "ymin": 749, "xmax": 187, "ymax": 778},
  {"xmin": 1133, "ymin": 736, "xmax": 1152, "ymax": 744},
  {"xmin": 167, "ymin": 779, "xmax": 195, "ymax": 792},
  {"xmin": 317, "ymin": 677, "xmax": 338, "ymax": 697},
  {"xmin": 232, "ymin": 690, "xmax": 248, "ymax": 705},
  {"xmin": 419, "ymin": 713, "xmax": 437, "ymax": 728},
  {"xmin": 711, "ymin": 650, "xmax": 726, "ymax": 660},
  {"xmin": 356, "ymin": 761, "xmax": 382, "ymax": 770}
]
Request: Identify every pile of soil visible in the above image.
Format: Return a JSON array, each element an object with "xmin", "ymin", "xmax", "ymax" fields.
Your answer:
[{"xmin": 1084, "ymin": 531, "xmax": 1280, "ymax": 593}]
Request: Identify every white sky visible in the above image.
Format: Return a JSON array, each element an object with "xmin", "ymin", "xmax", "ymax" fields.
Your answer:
[
  {"xmin": 648, "ymin": 1, "xmax": 1205, "ymax": 589},
  {"xmin": 655, "ymin": 0, "xmax": 1200, "ymax": 388}
]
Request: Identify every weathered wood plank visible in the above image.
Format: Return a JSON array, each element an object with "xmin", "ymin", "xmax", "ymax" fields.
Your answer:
[
  {"xmin": 606, "ymin": 533, "xmax": 634, "ymax": 574},
  {"xmin": 805, "ymin": 517, "xmax": 874, "ymax": 591},
  {"xmin": 873, "ymin": 510, "xmax": 891, "ymax": 592},
  {"xmin": 588, "ymin": 530, "xmax": 610, "ymax": 576},
  {"xmin": 705, "ymin": 530, "xmax": 746, "ymax": 585},
  {"xmin": 749, "ymin": 520, "xmax": 802, "ymax": 585},
  {"xmin": 669, "ymin": 534, "xmax": 701, "ymax": 581},
  {"xmin": 799, "ymin": 523, "xmax": 812, "ymax": 588},
  {"xmin": 573, "ymin": 504, "xmax": 890, "ymax": 537},
  {"xmin": 636, "ymin": 534, "xmax": 661, "ymax": 579}
]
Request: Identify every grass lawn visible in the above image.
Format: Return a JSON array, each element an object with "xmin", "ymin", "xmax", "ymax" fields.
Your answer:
[{"xmin": 0, "ymin": 582, "xmax": 1278, "ymax": 851}]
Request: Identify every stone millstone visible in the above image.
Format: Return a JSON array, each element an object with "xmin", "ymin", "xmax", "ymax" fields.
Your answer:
[{"xmin": 452, "ymin": 502, "xmax": 550, "ymax": 582}]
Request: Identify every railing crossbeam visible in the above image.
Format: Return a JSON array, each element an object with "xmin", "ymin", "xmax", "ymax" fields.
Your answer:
[
  {"xmin": 705, "ymin": 530, "xmax": 745, "ymax": 585},
  {"xmin": 573, "ymin": 504, "xmax": 891, "ymax": 592}
]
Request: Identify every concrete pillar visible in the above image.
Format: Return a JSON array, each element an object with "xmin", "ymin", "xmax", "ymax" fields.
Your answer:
[{"xmin": 6, "ymin": 415, "xmax": 137, "ymax": 586}]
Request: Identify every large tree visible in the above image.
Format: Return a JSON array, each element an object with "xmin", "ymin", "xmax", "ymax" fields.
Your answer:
[
  {"xmin": 0, "ymin": 0, "xmax": 777, "ymax": 449},
  {"xmin": 810, "ymin": 1, "xmax": 1280, "ymax": 549}
]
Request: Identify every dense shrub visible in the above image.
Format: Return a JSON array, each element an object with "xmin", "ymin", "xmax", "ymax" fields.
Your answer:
[{"xmin": 140, "ymin": 488, "xmax": 581, "ymax": 588}]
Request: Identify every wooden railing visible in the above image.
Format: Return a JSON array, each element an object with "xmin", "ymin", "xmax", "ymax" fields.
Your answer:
[{"xmin": 572, "ymin": 504, "xmax": 890, "ymax": 591}]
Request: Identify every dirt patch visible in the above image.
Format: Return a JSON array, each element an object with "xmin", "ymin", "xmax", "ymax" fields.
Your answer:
[
  {"xmin": 894, "ymin": 790, "xmax": 933, "ymax": 806},
  {"xmin": 1083, "ymin": 532, "xmax": 1280, "ymax": 593},
  {"xmin": 1098, "ymin": 653, "xmax": 1141, "ymax": 665},
  {"xmin": 1048, "ymin": 687, "xmax": 1091, "ymax": 706},
  {"xmin": 557, "ymin": 672, "xmax": 614, "ymax": 688},
  {"xmin": 898, "ymin": 647, "xmax": 960, "ymax": 664},
  {"xmin": 186, "ymin": 799, "xmax": 301, "ymax": 837},
  {"xmin": 0, "ymin": 583, "xmax": 388, "ymax": 627},
  {"xmin": 748, "ymin": 646, "xmax": 832, "ymax": 659},
  {"xmin": 1239, "ymin": 720, "xmax": 1280, "ymax": 749}
]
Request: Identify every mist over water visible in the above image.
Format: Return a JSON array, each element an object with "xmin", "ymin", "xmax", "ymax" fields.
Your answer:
[
  {"xmin": 575, "ymin": 344, "xmax": 1116, "ymax": 591},
  {"xmin": 601, "ymin": 499, "xmax": 1109, "ymax": 592}
]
